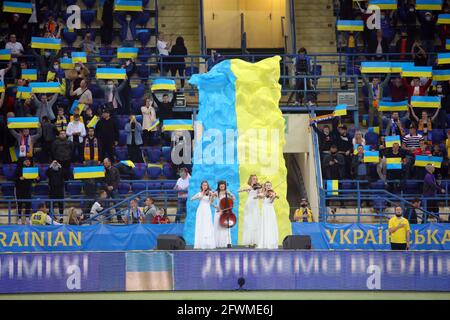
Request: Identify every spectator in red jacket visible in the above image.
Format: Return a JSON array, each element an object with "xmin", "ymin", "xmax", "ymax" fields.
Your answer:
[{"xmin": 402, "ymin": 77, "xmax": 432, "ymax": 101}]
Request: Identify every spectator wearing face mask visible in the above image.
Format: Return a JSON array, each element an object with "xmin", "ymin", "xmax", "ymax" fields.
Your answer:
[
  {"xmin": 101, "ymin": 77, "xmax": 129, "ymax": 113},
  {"xmin": 293, "ymin": 198, "xmax": 314, "ymax": 222},
  {"xmin": 49, "ymin": 60, "xmax": 65, "ymax": 81}
]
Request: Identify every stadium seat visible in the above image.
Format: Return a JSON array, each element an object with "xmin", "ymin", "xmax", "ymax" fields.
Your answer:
[
  {"xmin": 162, "ymin": 164, "xmax": 176, "ymax": 179},
  {"xmin": 81, "ymin": 10, "xmax": 96, "ymax": 27},
  {"xmin": 373, "ymin": 198, "xmax": 386, "ymax": 212},
  {"xmin": 142, "ymin": 0, "xmax": 150, "ymax": 7},
  {"xmin": 137, "ymin": 64, "xmax": 149, "ymax": 79},
  {"xmin": 147, "ymin": 181, "xmax": 161, "ymax": 189},
  {"xmin": 99, "ymin": 47, "xmax": 114, "ymax": 63},
  {"xmin": 118, "ymin": 116, "xmax": 129, "ymax": 130},
  {"xmin": 1, "ymin": 183, "xmax": 15, "ymax": 197},
  {"xmin": 404, "ymin": 181, "xmax": 420, "ymax": 194},
  {"xmin": 3, "ymin": 164, "xmax": 17, "ymax": 181},
  {"xmin": 432, "ymin": 129, "xmax": 445, "ymax": 144},
  {"xmin": 119, "ymin": 130, "xmax": 127, "ymax": 146},
  {"xmin": 132, "ymin": 163, "xmax": 147, "ymax": 179},
  {"xmin": 118, "ymin": 182, "xmax": 131, "ymax": 195},
  {"xmin": 370, "ymin": 180, "xmax": 385, "ymax": 190},
  {"xmin": 131, "ymin": 99, "xmax": 143, "ymax": 114},
  {"xmin": 34, "ymin": 184, "xmax": 49, "ymax": 196},
  {"xmin": 147, "ymin": 147, "xmax": 161, "ymax": 163},
  {"xmin": 66, "ymin": 182, "xmax": 82, "ymax": 196},
  {"xmin": 65, "ymin": 0, "xmax": 77, "ymax": 5},
  {"xmin": 136, "ymin": 10, "xmax": 151, "ymax": 27},
  {"xmin": 131, "ymin": 84, "xmax": 145, "ymax": 100},
  {"xmin": 136, "ymin": 29, "xmax": 151, "ymax": 46},
  {"xmin": 162, "ymin": 146, "xmax": 172, "ymax": 162},
  {"xmin": 138, "ymin": 47, "xmax": 152, "ymax": 62},
  {"xmin": 62, "ymin": 30, "xmax": 77, "ymax": 47},
  {"xmin": 341, "ymin": 181, "xmax": 354, "ymax": 190},
  {"xmin": 115, "ymin": 147, "xmax": 128, "ymax": 161},
  {"xmin": 162, "ymin": 181, "xmax": 176, "ymax": 189},
  {"xmin": 83, "ymin": 0, "xmax": 96, "ymax": 8},
  {"xmin": 147, "ymin": 166, "xmax": 162, "ymax": 179},
  {"xmin": 132, "ymin": 182, "xmax": 146, "ymax": 193}
]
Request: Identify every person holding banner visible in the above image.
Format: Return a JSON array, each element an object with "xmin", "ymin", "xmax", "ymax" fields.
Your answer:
[
  {"xmin": 361, "ymin": 73, "xmax": 390, "ymax": 127},
  {"xmin": 408, "ymin": 104, "xmax": 440, "ymax": 141},
  {"xmin": 31, "ymin": 93, "xmax": 58, "ymax": 122}
]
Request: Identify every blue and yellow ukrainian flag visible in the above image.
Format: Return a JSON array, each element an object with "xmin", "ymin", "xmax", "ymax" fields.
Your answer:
[
  {"xmin": 3, "ymin": 1, "xmax": 33, "ymax": 14},
  {"xmin": 390, "ymin": 62, "xmax": 414, "ymax": 73},
  {"xmin": 378, "ymin": 100, "xmax": 409, "ymax": 112},
  {"xmin": 385, "ymin": 135, "xmax": 401, "ymax": 148},
  {"xmin": 70, "ymin": 100, "xmax": 85, "ymax": 114},
  {"xmin": 114, "ymin": 0, "xmax": 143, "ymax": 11},
  {"xmin": 117, "ymin": 47, "xmax": 138, "ymax": 59},
  {"xmin": 31, "ymin": 37, "xmax": 61, "ymax": 50},
  {"xmin": 16, "ymin": 86, "xmax": 32, "ymax": 99},
  {"xmin": 411, "ymin": 96, "xmax": 441, "ymax": 108},
  {"xmin": 9, "ymin": 147, "xmax": 18, "ymax": 163},
  {"xmin": 148, "ymin": 119, "xmax": 160, "ymax": 131},
  {"xmin": 162, "ymin": 119, "xmax": 193, "ymax": 131},
  {"xmin": 386, "ymin": 157, "xmax": 402, "ymax": 170},
  {"xmin": 401, "ymin": 66, "xmax": 432, "ymax": 78},
  {"xmin": 73, "ymin": 166, "xmax": 105, "ymax": 179},
  {"xmin": 446, "ymin": 39, "xmax": 450, "ymax": 50},
  {"xmin": 7, "ymin": 117, "xmax": 40, "ymax": 129},
  {"xmin": 336, "ymin": 20, "xmax": 364, "ymax": 32},
  {"xmin": 22, "ymin": 167, "xmax": 39, "ymax": 179},
  {"xmin": 96, "ymin": 68, "xmax": 127, "ymax": 79},
  {"xmin": 120, "ymin": 160, "xmax": 135, "ymax": 168},
  {"xmin": 364, "ymin": 151, "xmax": 380, "ymax": 163},
  {"xmin": 360, "ymin": 61, "xmax": 391, "ymax": 73},
  {"xmin": 437, "ymin": 52, "xmax": 450, "ymax": 64},
  {"xmin": 151, "ymin": 79, "xmax": 176, "ymax": 91},
  {"xmin": 86, "ymin": 116, "xmax": 99, "ymax": 128},
  {"xmin": 0, "ymin": 81, "xmax": 4, "ymax": 93},
  {"xmin": 368, "ymin": 126, "xmax": 380, "ymax": 134},
  {"xmin": 415, "ymin": 155, "xmax": 443, "ymax": 168},
  {"xmin": 437, "ymin": 14, "xmax": 450, "ymax": 24},
  {"xmin": 0, "ymin": 49, "xmax": 11, "ymax": 61},
  {"xmin": 71, "ymin": 52, "xmax": 87, "ymax": 63},
  {"xmin": 333, "ymin": 104, "xmax": 347, "ymax": 116},
  {"xmin": 432, "ymin": 69, "xmax": 450, "ymax": 81},
  {"xmin": 21, "ymin": 69, "xmax": 37, "ymax": 81},
  {"xmin": 369, "ymin": 0, "xmax": 397, "ymax": 9},
  {"xmin": 326, "ymin": 180, "xmax": 339, "ymax": 196},
  {"xmin": 30, "ymin": 82, "xmax": 60, "ymax": 93},
  {"xmin": 415, "ymin": 0, "xmax": 442, "ymax": 10},
  {"xmin": 60, "ymin": 57, "xmax": 74, "ymax": 69}
]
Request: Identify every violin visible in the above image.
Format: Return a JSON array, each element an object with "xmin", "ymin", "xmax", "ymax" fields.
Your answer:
[
  {"xmin": 218, "ymin": 192, "xmax": 237, "ymax": 229},
  {"xmin": 252, "ymin": 183, "xmax": 263, "ymax": 190}
]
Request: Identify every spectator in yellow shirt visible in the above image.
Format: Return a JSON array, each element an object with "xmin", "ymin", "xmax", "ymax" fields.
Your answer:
[
  {"xmin": 293, "ymin": 198, "xmax": 314, "ymax": 222},
  {"xmin": 388, "ymin": 206, "xmax": 411, "ymax": 250}
]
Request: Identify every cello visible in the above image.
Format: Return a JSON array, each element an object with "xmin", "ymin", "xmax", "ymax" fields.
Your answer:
[{"xmin": 218, "ymin": 191, "xmax": 237, "ymax": 229}]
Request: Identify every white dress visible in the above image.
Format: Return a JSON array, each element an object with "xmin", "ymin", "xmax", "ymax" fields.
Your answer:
[
  {"xmin": 214, "ymin": 192, "xmax": 233, "ymax": 248},
  {"xmin": 257, "ymin": 197, "xmax": 279, "ymax": 249},
  {"xmin": 242, "ymin": 189, "xmax": 260, "ymax": 246},
  {"xmin": 192, "ymin": 193, "xmax": 216, "ymax": 249}
]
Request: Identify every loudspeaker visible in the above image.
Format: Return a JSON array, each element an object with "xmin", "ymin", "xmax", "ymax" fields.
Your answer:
[
  {"xmin": 157, "ymin": 235, "xmax": 186, "ymax": 250},
  {"xmin": 283, "ymin": 235, "xmax": 312, "ymax": 249}
]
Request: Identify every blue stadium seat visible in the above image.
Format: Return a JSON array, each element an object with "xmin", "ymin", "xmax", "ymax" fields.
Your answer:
[
  {"xmin": 364, "ymin": 131, "xmax": 379, "ymax": 147},
  {"xmin": 147, "ymin": 166, "xmax": 162, "ymax": 179},
  {"xmin": 83, "ymin": 0, "xmax": 96, "ymax": 8},
  {"xmin": 65, "ymin": 0, "xmax": 77, "ymax": 5},
  {"xmin": 34, "ymin": 184, "xmax": 49, "ymax": 196},
  {"xmin": 142, "ymin": 0, "xmax": 150, "ymax": 7},
  {"xmin": 162, "ymin": 181, "xmax": 176, "ymax": 189},
  {"xmin": 115, "ymin": 147, "xmax": 128, "ymax": 160},
  {"xmin": 118, "ymin": 116, "xmax": 129, "ymax": 130},
  {"xmin": 132, "ymin": 182, "xmax": 146, "ymax": 193},
  {"xmin": 99, "ymin": 47, "xmax": 114, "ymax": 63},
  {"xmin": 3, "ymin": 164, "xmax": 17, "ymax": 181},
  {"xmin": 147, "ymin": 181, "xmax": 161, "ymax": 189},
  {"xmin": 37, "ymin": 164, "xmax": 48, "ymax": 181},
  {"xmin": 404, "ymin": 181, "xmax": 420, "ymax": 194},
  {"xmin": 118, "ymin": 182, "xmax": 131, "ymax": 195},
  {"xmin": 136, "ymin": 10, "xmax": 151, "ymax": 27},
  {"xmin": 62, "ymin": 30, "xmax": 77, "ymax": 47},
  {"xmin": 370, "ymin": 180, "xmax": 385, "ymax": 190},
  {"xmin": 147, "ymin": 147, "xmax": 161, "ymax": 163},
  {"xmin": 131, "ymin": 84, "xmax": 145, "ymax": 100},
  {"xmin": 1, "ymin": 183, "xmax": 15, "ymax": 197},
  {"xmin": 138, "ymin": 47, "xmax": 152, "ymax": 62},
  {"xmin": 131, "ymin": 99, "xmax": 143, "ymax": 114},
  {"xmin": 162, "ymin": 146, "xmax": 172, "ymax": 162},
  {"xmin": 136, "ymin": 29, "xmax": 151, "ymax": 46},
  {"xmin": 132, "ymin": 163, "xmax": 147, "ymax": 179},
  {"xmin": 341, "ymin": 181, "xmax": 354, "ymax": 190},
  {"xmin": 119, "ymin": 130, "xmax": 127, "ymax": 146},
  {"xmin": 185, "ymin": 67, "xmax": 199, "ymax": 77},
  {"xmin": 81, "ymin": 10, "xmax": 96, "ymax": 27},
  {"xmin": 373, "ymin": 198, "xmax": 386, "ymax": 212},
  {"xmin": 66, "ymin": 182, "xmax": 82, "ymax": 196},
  {"xmin": 347, "ymin": 128, "xmax": 356, "ymax": 141},
  {"xmin": 137, "ymin": 64, "xmax": 149, "ymax": 79},
  {"xmin": 432, "ymin": 129, "xmax": 445, "ymax": 144},
  {"xmin": 162, "ymin": 163, "xmax": 176, "ymax": 179},
  {"xmin": 90, "ymin": 84, "xmax": 104, "ymax": 99}
]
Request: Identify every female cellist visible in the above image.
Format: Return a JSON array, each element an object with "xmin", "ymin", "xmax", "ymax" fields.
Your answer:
[
  {"xmin": 213, "ymin": 180, "xmax": 235, "ymax": 248},
  {"xmin": 256, "ymin": 181, "xmax": 279, "ymax": 249},
  {"xmin": 190, "ymin": 181, "xmax": 216, "ymax": 249},
  {"xmin": 238, "ymin": 174, "xmax": 261, "ymax": 248}
]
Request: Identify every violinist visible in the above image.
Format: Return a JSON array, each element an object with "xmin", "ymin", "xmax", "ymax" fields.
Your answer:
[
  {"xmin": 238, "ymin": 174, "xmax": 261, "ymax": 248},
  {"xmin": 256, "ymin": 181, "xmax": 279, "ymax": 249},
  {"xmin": 190, "ymin": 181, "xmax": 216, "ymax": 249},
  {"xmin": 213, "ymin": 181, "xmax": 235, "ymax": 248}
]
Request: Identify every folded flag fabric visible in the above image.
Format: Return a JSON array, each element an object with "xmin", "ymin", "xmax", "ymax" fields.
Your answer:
[
  {"xmin": 437, "ymin": 52, "xmax": 450, "ymax": 64},
  {"xmin": 162, "ymin": 119, "xmax": 194, "ymax": 131},
  {"xmin": 333, "ymin": 104, "xmax": 347, "ymax": 116},
  {"xmin": 0, "ymin": 81, "xmax": 4, "ymax": 93},
  {"xmin": 151, "ymin": 78, "xmax": 176, "ymax": 91},
  {"xmin": 31, "ymin": 37, "xmax": 61, "ymax": 50},
  {"xmin": 385, "ymin": 135, "xmax": 401, "ymax": 147},
  {"xmin": 30, "ymin": 82, "xmax": 60, "ymax": 93},
  {"xmin": 360, "ymin": 61, "xmax": 391, "ymax": 73},
  {"xmin": 96, "ymin": 67, "xmax": 127, "ymax": 79},
  {"xmin": 70, "ymin": 100, "xmax": 85, "ymax": 114},
  {"xmin": 437, "ymin": 14, "xmax": 450, "ymax": 24},
  {"xmin": 16, "ymin": 86, "xmax": 32, "ymax": 99},
  {"xmin": 446, "ymin": 39, "xmax": 450, "ymax": 50},
  {"xmin": 368, "ymin": 126, "xmax": 380, "ymax": 134},
  {"xmin": 326, "ymin": 180, "xmax": 339, "ymax": 196},
  {"xmin": 22, "ymin": 167, "xmax": 39, "ymax": 179},
  {"xmin": 117, "ymin": 47, "xmax": 138, "ymax": 59},
  {"xmin": 0, "ymin": 49, "xmax": 11, "ymax": 61},
  {"xmin": 147, "ymin": 163, "xmax": 163, "ymax": 169},
  {"xmin": 120, "ymin": 160, "xmax": 135, "ymax": 168},
  {"xmin": 73, "ymin": 166, "xmax": 105, "ymax": 179},
  {"xmin": 336, "ymin": 20, "xmax": 364, "ymax": 32},
  {"xmin": 71, "ymin": 52, "xmax": 87, "ymax": 63},
  {"xmin": 364, "ymin": 150, "xmax": 380, "ymax": 163},
  {"xmin": 60, "ymin": 57, "xmax": 74, "ymax": 69},
  {"xmin": 3, "ymin": 1, "xmax": 33, "ymax": 14},
  {"xmin": 410, "ymin": 96, "xmax": 441, "ymax": 108},
  {"xmin": 86, "ymin": 115, "xmax": 99, "ymax": 128},
  {"xmin": 21, "ymin": 69, "xmax": 37, "ymax": 81},
  {"xmin": 8, "ymin": 117, "xmax": 40, "ymax": 129},
  {"xmin": 114, "ymin": 0, "xmax": 143, "ymax": 11},
  {"xmin": 369, "ymin": 0, "xmax": 397, "ymax": 9},
  {"xmin": 432, "ymin": 69, "xmax": 450, "ymax": 81},
  {"xmin": 390, "ymin": 62, "xmax": 414, "ymax": 73},
  {"xmin": 401, "ymin": 66, "xmax": 432, "ymax": 77},
  {"xmin": 378, "ymin": 100, "xmax": 409, "ymax": 112},
  {"xmin": 386, "ymin": 157, "xmax": 402, "ymax": 170},
  {"xmin": 415, "ymin": 155, "xmax": 443, "ymax": 168},
  {"xmin": 148, "ymin": 119, "xmax": 160, "ymax": 131},
  {"xmin": 415, "ymin": 0, "xmax": 442, "ymax": 10}
]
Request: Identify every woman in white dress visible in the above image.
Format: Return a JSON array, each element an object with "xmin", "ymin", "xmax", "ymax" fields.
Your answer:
[
  {"xmin": 140, "ymin": 97, "xmax": 157, "ymax": 146},
  {"xmin": 256, "ymin": 182, "xmax": 279, "ymax": 249},
  {"xmin": 238, "ymin": 175, "xmax": 261, "ymax": 248},
  {"xmin": 190, "ymin": 181, "xmax": 216, "ymax": 249},
  {"xmin": 212, "ymin": 181, "xmax": 235, "ymax": 248}
]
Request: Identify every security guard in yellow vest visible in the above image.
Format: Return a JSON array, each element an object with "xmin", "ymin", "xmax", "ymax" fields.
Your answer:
[{"xmin": 31, "ymin": 203, "xmax": 61, "ymax": 226}]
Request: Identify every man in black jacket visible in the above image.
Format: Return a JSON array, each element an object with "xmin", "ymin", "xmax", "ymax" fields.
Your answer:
[
  {"xmin": 311, "ymin": 122, "xmax": 334, "ymax": 159},
  {"xmin": 332, "ymin": 118, "xmax": 353, "ymax": 179},
  {"xmin": 41, "ymin": 116, "xmax": 58, "ymax": 163},
  {"xmin": 95, "ymin": 109, "xmax": 119, "ymax": 162},
  {"xmin": 103, "ymin": 158, "xmax": 122, "ymax": 222},
  {"xmin": 46, "ymin": 160, "xmax": 65, "ymax": 221},
  {"xmin": 51, "ymin": 130, "xmax": 74, "ymax": 180},
  {"xmin": 14, "ymin": 158, "xmax": 38, "ymax": 224}
]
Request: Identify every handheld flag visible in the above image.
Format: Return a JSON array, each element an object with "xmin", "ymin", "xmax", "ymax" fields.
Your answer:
[
  {"xmin": 73, "ymin": 166, "xmax": 105, "ymax": 179},
  {"xmin": 114, "ymin": 0, "xmax": 143, "ymax": 11},
  {"xmin": 446, "ymin": 39, "xmax": 450, "ymax": 50},
  {"xmin": 0, "ymin": 81, "xmax": 4, "ymax": 93},
  {"xmin": 326, "ymin": 180, "xmax": 339, "ymax": 196},
  {"xmin": 71, "ymin": 52, "xmax": 87, "ymax": 63},
  {"xmin": 414, "ymin": 155, "xmax": 443, "ymax": 168},
  {"xmin": 9, "ymin": 147, "xmax": 18, "ymax": 163},
  {"xmin": 432, "ymin": 69, "xmax": 450, "ymax": 81},
  {"xmin": 22, "ymin": 167, "xmax": 39, "ymax": 180},
  {"xmin": 437, "ymin": 52, "xmax": 450, "ymax": 64},
  {"xmin": 336, "ymin": 20, "xmax": 364, "ymax": 32},
  {"xmin": 31, "ymin": 37, "xmax": 61, "ymax": 50},
  {"xmin": 120, "ymin": 160, "xmax": 135, "ymax": 168},
  {"xmin": 385, "ymin": 135, "xmax": 401, "ymax": 148},
  {"xmin": 3, "ymin": 1, "xmax": 32, "ymax": 14},
  {"xmin": 0, "ymin": 49, "xmax": 11, "ymax": 61},
  {"xmin": 86, "ymin": 116, "xmax": 99, "ymax": 128},
  {"xmin": 96, "ymin": 68, "xmax": 127, "ymax": 79},
  {"xmin": 437, "ymin": 14, "xmax": 450, "ymax": 24},
  {"xmin": 410, "ymin": 96, "xmax": 441, "ymax": 108},
  {"xmin": 369, "ymin": 0, "xmax": 397, "ymax": 9},
  {"xmin": 117, "ymin": 47, "xmax": 138, "ymax": 59},
  {"xmin": 70, "ymin": 100, "xmax": 85, "ymax": 114},
  {"xmin": 378, "ymin": 100, "xmax": 409, "ymax": 112},
  {"xmin": 401, "ymin": 66, "xmax": 432, "ymax": 78},
  {"xmin": 30, "ymin": 82, "xmax": 61, "ymax": 93},
  {"xmin": 16, "ymin": 86, "xmax": 32, "ymax": 99},
  {"xmin": 162, "ymin": 119, "xmax": 194, "ymax": 131},
  {"xmin": 148, "ymin": 119, "xmax": 160, "ymax": 131},
  {"xmin": 386, "ymin": 157, "xmax": 402, "ymax": 170},
  {"xmin": 21, "ymin": 69, "xmax": 38, "ymax": 81},
  {"xmin": 60, "ymin": 57, "xmax": 74, "ymax": 69},
  {"xmin": 390, "ymin": 62, "xmax": 414, "ymax": 73},
  {"xmin": 415, "ymin": 0, "xmax": 442, "ymax": 10},
  {"xmin": 151, "ymin": 78, "xmax": 176, "ymax": 91},
  {"xmin": 368, "ymin": 127, "xmax": 380, "ymax": 134},
  {"xmin": 333, "ymin": 104, "xmax": 347, "ymax": 116},
  {"xmin": 7, "ymin": 117, "xmax": 40, "ymax": 129},
  {"xmin": 360, "ymin": 61, "xmax": 391, "ymax": 73},
  {"xmin": 363, "ymin": 150, "xmax": 380, "ymax": 163}
]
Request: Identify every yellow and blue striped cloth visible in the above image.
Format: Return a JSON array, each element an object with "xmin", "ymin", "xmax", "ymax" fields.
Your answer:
[
  {"xmin": 363, "ymin": 150, "xmax": 380, "ymax": 163},
  {"xmin": 411, "ymin": 96, "xmax": 441, "ymax": 108},
  {"xmin": 385, "ymin": 135, "xmax": 401, "ymax": 148},
  {"xmin": 446, "ymin": 39, "xmax": 450, "ymax": 50},
  {"xmin": 0, "ymin": 49, "xmax": 11, "ymax": 61},
  {"xmin": 326, "ymin": 180, "xmax": 339, "ymax": 196},
  {"xmin": 369, "ymin": 0, "xmax": 397, "ymax": 9},
  {"xmin": 114, "ymin": 0, "xmax": 143, "ymax": 11},
  {"xmin": 30, "ymin": 82, "xmax": 61, "ymax": 93},
  {"xmin": 60, "ymin": 57, "xmax": 74, "ymax": 69},
  {"xmin": 336, "ymin": 20, "xmax": 364, "ymax": 32},
  {"xmin": 386, "ymin": 157, "xmax": 402, "ymax": 170},
  {"xmin": 437, "ymin": 14, "xmax": 450, "ymax": 24},
  {"xmin": 16, "ymin": 86, "xmax": 32, "ymax": 99},
  {"xmin": 437, "ymin": 52, "xmax": 450, "ymax": 64},
  {"xmin": 3, "ymin": 1, "xmax": 32, "ymax": 14},
  {"xmin": 96, "ymin": 68, "xmax": 127, "ymax": 79},
  {"xmin": 151, "ymin": 79, "xmax": 176, "ymax": 91},
  {"xmin": 0, "ymin": 81, "xmax": 4, "ymax": 93},
  {"xmin": 401, "ymin": 66, "xmax": 432, "ymax": 78},
  {"xmin": 8, "ymin": 117, "xmax": 40, "ymax": 129},
  {"xmin": 71, "ymin": 52, "xmax": 87, "ymax": 63},
  {"xmin": 162, "ymin": 119, "xmax": 193, "ymax": 131},
  {"xmin": 117, "ymin": 47, "xmax": 138, "ymax": 59},
  {"xmin": 21, "ymin": 69, "xmax": 38, "ymax": 81},
  {"xmin": 73, "ymin": 166, "xmax": 105, "ymax": 179},
  {"xmin": 22, "ymin": 167, "xmax": 39, "ymax": 180},
  {"xmin": 432, "ymin": 69, "xmax": 450, "ymax": 81},
  {"xmin": 31, "ymin": 37, "xmax": 61, "ymax": 50},
  {"xmin": 390, "ymin": 62, "xmax": 414, "ymax": 73},
  {"xmin": 120, "ymin": 160, "xmax": 135, "ymax": 168},
  {"xmin": 86, "ymin": 116, "xmax": 99, "ymax": 128},
  {"xmin": 415, "ymin": 0, "xmax": 442, "ymax": 10},
  {"xmin": 361, "ymin": 61, "xmax": 391, "ymax": 73},
  {"xmin": 378, "ymin": 100, "xmax": 409, "ymax": 112},
  {"xmin": 415, "ymin": 155, "xmax": 443, "ymax": 168}
]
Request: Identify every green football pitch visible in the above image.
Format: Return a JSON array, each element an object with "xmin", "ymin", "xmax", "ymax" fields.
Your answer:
[{"xmin": 1, "ymin": 291, "xmax": 449, "ymax": 300}]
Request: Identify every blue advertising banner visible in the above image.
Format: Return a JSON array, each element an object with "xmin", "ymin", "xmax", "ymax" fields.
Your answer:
[
  {"xmin": 292, "ymin": 223, "xmax": 450, "ymax": 250},
  {"xmin": 0, "ymin": 252, "xmax": 125, "ymax": 293},
  {"xmin": 0, "ymin": 224, "xmax": 184, "ymax": 252},
  {"xmin": 173, "ymin": 250, "xmax": 450, "ymax": 291}
]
